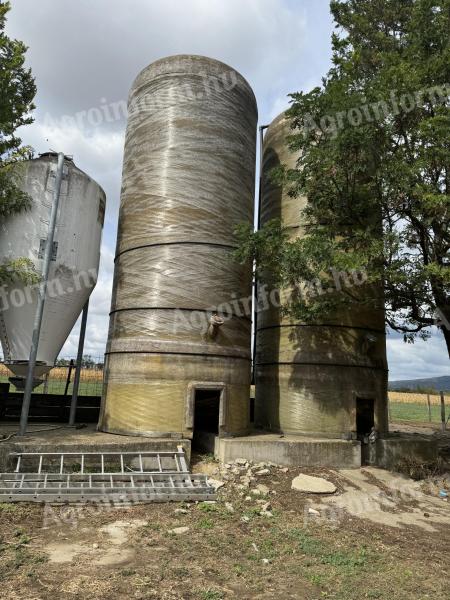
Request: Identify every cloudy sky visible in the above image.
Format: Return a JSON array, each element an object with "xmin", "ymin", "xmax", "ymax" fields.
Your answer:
[{"xmin": 5, "ymin": 0, "xmax": 449, "ymax": 381}]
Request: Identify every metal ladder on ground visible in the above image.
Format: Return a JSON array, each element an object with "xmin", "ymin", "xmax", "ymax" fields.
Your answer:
[{"xmin": 0, "ymin": 446, "xmax": 215, "ymax": 503}]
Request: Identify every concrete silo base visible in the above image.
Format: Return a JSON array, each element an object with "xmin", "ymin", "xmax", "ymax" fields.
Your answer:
[
  {"xmin": 0, "ymin": 425, "xmax": 438, "ymax": 473},
  {"xmin": 216, "ymin": 432, "xmax": 438, "ymax": 470}
]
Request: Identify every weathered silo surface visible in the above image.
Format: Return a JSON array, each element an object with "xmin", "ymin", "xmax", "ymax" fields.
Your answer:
[
  {"xmin": 255, "ymin": 112, "xmax": 388, "ymax": 438},
  {"xmin": 99, "ymin": 55, "xmax": 257, "ymax": 438},
  {"xmin": 0, "ymin": 153, "xmax": 105, "ymax": 386}
]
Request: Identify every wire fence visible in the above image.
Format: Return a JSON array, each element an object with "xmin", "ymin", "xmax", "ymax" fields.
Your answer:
[
  {"xmin": 388, "ymin": 391, "xmax": 448, "ymax": 425},
  {"xmin": 0, "ymin": 356, "xmax": 104, "ymax": 397}
]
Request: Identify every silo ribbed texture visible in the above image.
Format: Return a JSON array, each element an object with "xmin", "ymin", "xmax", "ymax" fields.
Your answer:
[
  {"xmin": 255, "ymin": 112, "xmax": 388, "ymax": 438},
  {"xmin": 99, "ymin": 55, "xmax": 257, "ymax": 437}
]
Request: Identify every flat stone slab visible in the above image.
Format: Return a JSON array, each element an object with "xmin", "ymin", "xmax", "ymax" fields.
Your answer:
[{"xmin": 291, "ymin": 473, "xmax": 336, "ymax": 494}]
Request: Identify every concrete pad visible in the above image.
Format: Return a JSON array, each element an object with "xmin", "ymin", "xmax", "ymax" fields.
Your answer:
[
  {"xmin": 217, "ymin": 432, "xmax": 361, "ymax": 468},
  {"xmin": 312, "ymin": 467, "xmax": 450, "ymax": 532},
  {"xmin": 366, "ymin": 434, "xmax": 438, "ymax": 469}
]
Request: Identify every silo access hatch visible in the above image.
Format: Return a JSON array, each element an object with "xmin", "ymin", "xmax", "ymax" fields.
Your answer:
[{"xmin": 192, "ymin": 388, "xmax": 222, "ymax": 453}]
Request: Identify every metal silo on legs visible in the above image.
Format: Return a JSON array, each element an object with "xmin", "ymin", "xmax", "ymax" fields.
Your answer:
[
  {"xmin": 0, "ymin": 153, "xmax": 105, "ymax": 388},
  {"xmin": 255, "ymin": 112, "xmax": 388, "ymax": 439},
  {"xmin": 99, "ymin": 55, "xmax": 257, "ymax": 442}
]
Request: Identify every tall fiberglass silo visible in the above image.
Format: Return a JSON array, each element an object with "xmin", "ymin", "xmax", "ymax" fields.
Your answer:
[
  {"xmin": 99, "ymin": 55, "xmax": 257, "ymax": 439},
  {"xmin": 255, "ymin": 112, "xmax": 388, "ymax": 439},
  {"xmin": 0, "ymin": 153, "xmax": 105, "ymax": 388}
]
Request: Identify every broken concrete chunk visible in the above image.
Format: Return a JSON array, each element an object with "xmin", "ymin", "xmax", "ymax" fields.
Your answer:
[
  {"xmin": 308, "ymin": 507, "xmax": 320, "ymax": 516},
  {"xmin": 168, "ymin": 526, "xmax": 190, "ymax": 535},
  {"xmin": 291, "ymin": 474, "xmax": 336, "ymax": 494},
  {"xmin": 207, "ymin": 478, "xmax": 225, "ymax": 490}
]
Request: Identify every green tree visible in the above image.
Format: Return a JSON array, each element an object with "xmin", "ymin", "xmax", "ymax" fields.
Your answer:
[
  {"xmin": 0, "ymin": 0, "xmax": 37, "ymax": 284},
  {"xmin": 237, "ymin": 0, "xmax": 450, "ymax": 356}
]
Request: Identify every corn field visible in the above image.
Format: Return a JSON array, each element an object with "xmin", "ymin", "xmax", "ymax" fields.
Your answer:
[
  {"xmin": 388, "ymin": 391, "xmax": 447, "ymax": 405},
  {"xmin": 0, "ymin": 359, "xmax": 104, "ymax": 396}
]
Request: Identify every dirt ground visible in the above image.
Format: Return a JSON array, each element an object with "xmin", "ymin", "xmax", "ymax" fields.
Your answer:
[{"xmin": 0, "ymin": 451, "xmax": 449, "ymax": 600}]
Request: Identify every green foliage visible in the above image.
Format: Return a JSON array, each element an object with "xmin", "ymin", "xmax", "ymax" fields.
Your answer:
[
  {"xmin": 0, "ymin": 1, "xmax": 37, "ymax": 284},
  {"xmin": 238, "ymin": 0, "xmax": 450, "ymax": 355}
]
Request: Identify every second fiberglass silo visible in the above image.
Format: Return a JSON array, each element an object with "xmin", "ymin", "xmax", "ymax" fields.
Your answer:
[
  {"xmin": 99, "ymin": 55, "xmax": 257, "ymax": 440},
  {"xmin": 255, "ymin": 112, "xmax": 388, "ymax": 439}
]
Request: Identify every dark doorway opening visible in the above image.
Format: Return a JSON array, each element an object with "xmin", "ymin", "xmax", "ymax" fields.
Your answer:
[
  {"xmin": 356, "ymin": 397, "xmax": 375, "ymax": 465},
  {"xmin": 192, "ymin": 389, "xmax": 221, "ymax": 453},
  {"xmin": 249, "ymin": 397, "xmax": 255, "ymax": 425},
  {"xmin": 356, "ymin": 397, "xmax": 375, "ymax": 439}
]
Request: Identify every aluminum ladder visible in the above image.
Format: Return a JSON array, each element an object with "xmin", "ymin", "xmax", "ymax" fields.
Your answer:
[{"xmin": 0, "ymin": 446, "xmax": 215, "ymax": 503}]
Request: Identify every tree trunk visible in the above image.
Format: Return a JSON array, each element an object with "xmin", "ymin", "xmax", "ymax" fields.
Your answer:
[{"xmin": 441, "ymin": 324, "xmax": 450, "ymax": 360}]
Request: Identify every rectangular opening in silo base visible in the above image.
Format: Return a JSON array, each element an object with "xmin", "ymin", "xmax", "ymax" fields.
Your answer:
[
  {"xmin": 192, "ymin": 389, "xmax": 221, "ymax": 454},
  {"xmin": 356, "ymin": 397, "xmax": 375, "ymax": 438},
  {"xmin": 356, "ymin": 397, "xmax": 375, "ymax": 465}
]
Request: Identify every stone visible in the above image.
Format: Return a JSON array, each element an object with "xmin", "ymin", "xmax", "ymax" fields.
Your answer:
[
  {"xmin": 279, "ymin": 467, "xmax": 289, "ymax": 473},
  {"xmin": 241, "ymin": 516, "xmax": 250, "ymax": 523},
  {"xmin": 168, "ymin": 526, "xmax": 190, "ymax": 535},
  {"xmin": 262, "ymin": 558, "xmax": 270, "ymax": 565},
  {"xmin": 207, "ymin": 478, "xmax": 225, "ymax": 490},
  {"xmin": 255, "ymin": 469, "xmax": 270, "ymax": 476},
  {"xmin": 174, "ymin": 508, "xmax": 188, "ymax": 515},
  {"xmin": 256, "ymin": 484, "xmax": 270, "ymax": 495},
  {"xmin": 224, "ymin": 502, "xmax": 234, "ymax": 513},
  {"xmin": 308, "ymin": 507, "xmax": 320, "ymax": 516},
  {"xmin": 235, "ymin": 458, "xmax": 248, "ymax": 465},
  {"xmin": 250, "ymin": 488, "xmax": 261, "ymax": 496},
  {"xmin": 291, "ymin": 474, "xmax": 337, "ymax": 494}
]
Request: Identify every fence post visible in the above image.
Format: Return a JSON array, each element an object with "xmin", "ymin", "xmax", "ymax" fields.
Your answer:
[
  {"xmin": 64, "ymin": 360, "xmax": 75, "ymax": 396},
  {"xmin": 440, "ymin": 391, "xmax": 446, "ymax": 432},
  {"xmin": 427, "ymin": 394, "xmax": 431, "ymax": 422}
]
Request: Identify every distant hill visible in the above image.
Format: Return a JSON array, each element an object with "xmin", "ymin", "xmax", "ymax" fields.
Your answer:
[{"xmin": 389, "ymin": 375, "xmax": 450, "ymax": 392}]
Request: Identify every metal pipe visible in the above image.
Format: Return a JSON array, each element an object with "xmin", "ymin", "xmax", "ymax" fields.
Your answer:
[
  {"xmin": 19, "ymin": 152, "xmax": 65, "ymax": 436},
  {"xmin": 69, "ymin": 299, "xmax": 89, "ymax": 426}
]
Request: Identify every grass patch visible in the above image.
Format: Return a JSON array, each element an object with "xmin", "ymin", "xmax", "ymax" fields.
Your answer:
[
  {"xmin": 390, "ymin": 402, "xmax": 444, "ymax": 423},
  {"xmin": 198, "ymin": 590, "xmax": 224, "ymax": 600}
]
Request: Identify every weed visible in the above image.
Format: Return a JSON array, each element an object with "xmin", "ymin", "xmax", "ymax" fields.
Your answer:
[
  {"xmin": 199, "ymin": 589, "xmax": 224, "ymax": 600},
  {"xmin": 198, "ymin": 518, "xmax": 214, "ymax": 529},
  {"xmin": 198, "ymin": 502, "xmax": 218, "ymax": 513}
]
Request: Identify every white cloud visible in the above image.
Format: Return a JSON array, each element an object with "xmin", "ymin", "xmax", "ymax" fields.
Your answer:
[
  {"xmin": 387, "ymin": 330, "xmax": 450, "ymax": 380},
  {"xmin": 60, "ymin": 243, "xmax": 114, "ymax": 360}
]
